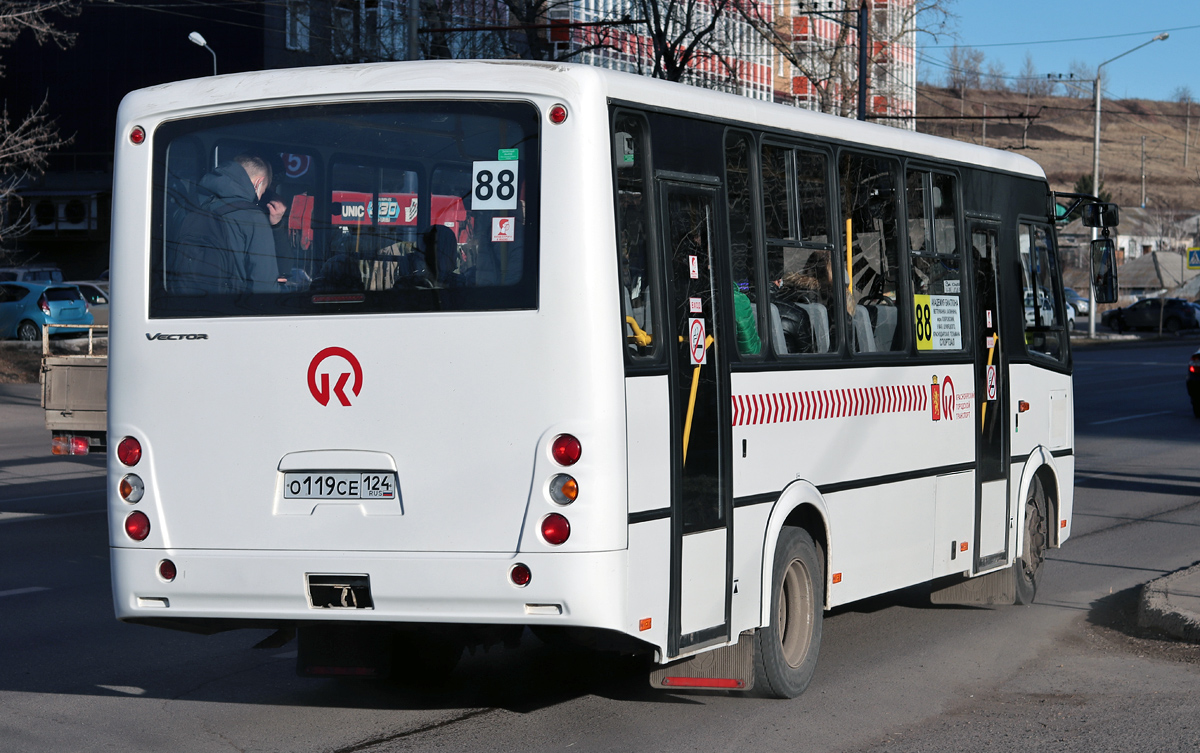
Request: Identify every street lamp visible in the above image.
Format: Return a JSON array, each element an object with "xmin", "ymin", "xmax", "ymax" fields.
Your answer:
[
  {"xmin": 1088, "ymin": 32, "xmax": 1168, "ymax": 336},
  {"xmin": 188, "ymin": 31, "xmax": 218, "ymax": 76}
]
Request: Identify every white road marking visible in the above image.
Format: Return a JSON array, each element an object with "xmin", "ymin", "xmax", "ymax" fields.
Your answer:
[
  {"xmin": 0, "ymin": 587, "xmax": 50, "ymax": 598},
  {"xmin": 96, "ymin": 685, "xmax": 146, "ymax": 696},
  {"xmin": 0, "ymin": 512, "xmax": 43, "ymax": 523},
  {"xmin": 1089, "ymin": 410, "xmax": 1173, "ymax": 426}
]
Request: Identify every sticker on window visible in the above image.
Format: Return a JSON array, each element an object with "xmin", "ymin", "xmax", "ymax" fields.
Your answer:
[
  {"xmin": 472, "ymin": 161, "xmax": 519, "ymax": 211},
  {"xmin": 492, "ymin": 217, "xmax": 515, "ymax": 243},
  {"xmin": 915, "ymin": 294, "xmax": 962, "ymax": 351}
]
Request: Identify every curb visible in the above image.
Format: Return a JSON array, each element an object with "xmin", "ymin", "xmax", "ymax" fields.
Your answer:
[{"xmin": 1138, "ymin": 560, "xmax": 1200, "ymax": 643}]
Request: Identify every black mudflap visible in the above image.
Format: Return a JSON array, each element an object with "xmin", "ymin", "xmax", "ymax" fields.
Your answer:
[
  {"xmin": 930, "ymin": 567, "xmax": 1016, "ymax": 606},
  {"xmin": 649, "ymin": 631, "xmax": 755, "ymax": 691}
]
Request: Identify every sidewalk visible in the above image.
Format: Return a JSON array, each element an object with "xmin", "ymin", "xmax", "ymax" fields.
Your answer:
[{"xmin": 1139, "ymin": 561, "xmax": 1200, "ymax": 643}]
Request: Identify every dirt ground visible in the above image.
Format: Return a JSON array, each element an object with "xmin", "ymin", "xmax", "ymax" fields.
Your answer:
[
  {"xmin": 918, "ymin": 86, "xmax": 1200, "ymax": 212},
  {"xmin": 0, "ymin": 337, "xmax": 107, "ymax": 384},
  {"xmin": 0, "ymin": 344, "xmax": 42, "ymax": 384}
]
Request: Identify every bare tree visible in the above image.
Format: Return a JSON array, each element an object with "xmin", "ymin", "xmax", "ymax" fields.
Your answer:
[
  {"xmin": 0, "ymin": 0, "xmax": 79, "ymax": 251},
  {"xmin": 1017, "ymin": 52, "xmax": 1055, "ymax": 97},
  {"xmin": 983, "ymin": 59, "xmax": 1007, "ymax": 92},
  {"xmin": 944, "ymin": 44, "xmax": 983, "ymax": 94},
  {"xmin": 738, "ymin": 0, "xmax": 953, "ymax": 118},
  {"xmin": 627, "ymin": 0, "xmax": 745, "ymax": 85}
]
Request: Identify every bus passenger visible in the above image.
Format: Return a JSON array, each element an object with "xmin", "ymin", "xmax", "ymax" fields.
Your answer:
[{"xmin": 193, "ymin": 154, "xmax": 281, "ymax": 292}]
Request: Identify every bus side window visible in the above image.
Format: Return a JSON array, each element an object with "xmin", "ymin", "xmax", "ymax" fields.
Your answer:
[
  {"xmin": 614, "ymin": 114, "xmax": 657, "ymax": 358},
  {"xmin": 725, "ymin": 131, "xmax": 761, "ymax": 357},
  {"xmin": 762, "ymin": 144, "xmax": 838, "ymax": 356},
  {"xmin": 840, "ymin": 152, "xmax": 905, "ymax": 353},
  {"xmin": 1019, "ymin": 223, "xmax": 1066, "ymax": 361},
  {"xmin": 907, "ymin": 170, "xmax": 964, "ymax": 353}
]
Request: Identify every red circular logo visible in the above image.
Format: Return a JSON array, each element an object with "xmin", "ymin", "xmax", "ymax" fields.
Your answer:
[{"xmin": 307, "ymin": 347, "xmax": 363, "ymax": 406}]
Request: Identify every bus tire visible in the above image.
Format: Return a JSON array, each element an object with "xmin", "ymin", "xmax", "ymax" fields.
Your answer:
[
  {"xmin": 754, "ymin": 527, "xmax": 823, "ymax": 699},
  {"xmin": 1014, "ymin": 476, "xmax": 1048, "ymax": 605}
]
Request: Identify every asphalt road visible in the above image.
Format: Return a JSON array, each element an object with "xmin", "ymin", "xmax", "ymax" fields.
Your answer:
[{"xmin": 1, "ymin": 340, "xmax": 1198, "ymax": 753}]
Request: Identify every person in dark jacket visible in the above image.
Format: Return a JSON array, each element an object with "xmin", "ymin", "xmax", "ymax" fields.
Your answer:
[{"xmin": 199, "ymin": 154, "xmax": 281, "ymax": 292}]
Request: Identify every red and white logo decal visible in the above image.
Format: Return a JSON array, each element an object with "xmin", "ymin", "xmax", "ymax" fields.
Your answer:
[{"xmin": 307, "ymin": 347, "xmax": 363, "ymax": 407}]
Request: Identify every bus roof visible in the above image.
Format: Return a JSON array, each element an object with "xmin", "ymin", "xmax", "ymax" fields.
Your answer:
[{"xmin": 121, "ymin": 60, "xmax": 1046, "ymax": 180}]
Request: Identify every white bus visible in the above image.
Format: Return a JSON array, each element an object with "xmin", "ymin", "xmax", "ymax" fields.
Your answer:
[{"xmin": 108, "ymin": 61, "xmax": 1111, "ymax": 697}]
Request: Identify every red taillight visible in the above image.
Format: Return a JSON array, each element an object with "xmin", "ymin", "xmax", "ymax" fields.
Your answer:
[
  {"xmin": 510, "ymin": 563, "xmax": 532, "ymax": 587},
  {"xmin": 551, "ymin": 434, "xmax": 581, "ymax": 466},
  {"xmin": 38, "ymin": 294, "xmax": 50, "ymax": 315},
  {"xmin": 541, "ymin": 513, "xmax": 570, "ymax": 545},
  {"xmin": 117, "ymin": 436, "xmax": 142, "ymax": 466},
  {"xmin": 548, "ymin": 104, "xmax": 568, "ymax": 124},
  {"xmin": 130, "ymin": 125, "xmax": 146, "ymax": 144},
  {"xmin": 158, "ymin": 559, "xmax": 177, "ymax": 581},
  {"xmin": 51, "ymin": 434, "xmax": 90, "ymax": 456},
  {"xmin": 125, "ymin": 511, "xmax": 151, "ymax": 541}
]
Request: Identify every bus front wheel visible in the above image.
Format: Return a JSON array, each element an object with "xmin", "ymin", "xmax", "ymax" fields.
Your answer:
[
  {"xmin": 1015, "ymin": 477, "xmax": 1047, "ymax": 605},
  {"xmin": 754, "ymin": 527, "xmax": 823, "ymax": 698}
]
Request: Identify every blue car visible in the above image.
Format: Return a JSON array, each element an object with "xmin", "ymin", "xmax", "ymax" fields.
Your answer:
[{"xmin": 0, "ymin": 282, "xmax": 94, "ymax": 340}]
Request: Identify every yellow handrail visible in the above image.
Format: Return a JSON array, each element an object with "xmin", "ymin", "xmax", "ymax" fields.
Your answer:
[{"xmin": 625, "ymin": 316, "xmax": 653, "ymax": 347}]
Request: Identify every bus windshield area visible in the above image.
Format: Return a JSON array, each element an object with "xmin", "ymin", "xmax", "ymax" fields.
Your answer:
[{"xmin": 149, "ymin": 100, "xmax": 540, "ymax": 318}]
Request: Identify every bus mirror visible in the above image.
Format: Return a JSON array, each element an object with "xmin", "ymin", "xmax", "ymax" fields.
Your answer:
[
  {"xmin": 1091, "ymin": 237, "xmax": 1119, "ymax": 303},
  {"xmin": 1081, "ymin": 203, "xmax": 1119, "ymax": 229}
]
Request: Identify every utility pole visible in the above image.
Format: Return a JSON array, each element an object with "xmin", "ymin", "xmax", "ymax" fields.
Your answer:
[
  {"xmin": 1141, "ymin": 135, "xmax": 1146, "ymax": 208},
  {"xmin": 1186, "ymin": 98, "xmax": 1192, "ymax": 169},
  {"xmin": 857, "ymin": 1, "xmax": 869, "ymax": 122},
  {"xmin": 982, "ymin": 103, "xmax": 987, "ymax": 146},
  {"xmin": 407, "ymin": 0, "xmax": 420, "ymax": 60}
]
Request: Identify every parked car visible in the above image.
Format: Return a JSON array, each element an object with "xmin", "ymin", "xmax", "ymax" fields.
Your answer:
[
  {"xmin": 0, "ymin": 265, "xmax": 64, "ymax": 284},
  {"xmin": 1101, "ymin": 298, "xmax": 1200, "ymax": 334},
  {"xmin": 1024, "ymin": 289, "xmax": 1074, "ymax": 328},
  {"xmin": 1189, "ymin": 349, "xmax": 1200, "ymax": 418},
  {"xmin": 67, "ymin": 281, "xmax": 109, "ymax": 328},
  {"xmin": 1063, "ymin": 287, "xmax": 1090, "ymax": 316},
  {"xmin": 0, "ymin": 282, "xmax": 94, "ymax": 340}
]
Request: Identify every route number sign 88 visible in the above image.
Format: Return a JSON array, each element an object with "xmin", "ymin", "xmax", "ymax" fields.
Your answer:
[{"xmin": 472, "ymin": 161, "xmax": 519, "ymax": 210}]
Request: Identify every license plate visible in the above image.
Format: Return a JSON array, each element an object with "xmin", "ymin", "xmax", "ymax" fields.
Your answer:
[{"xmin": 284, "ymin": 472, "xmax": 397, "ymax": 500}]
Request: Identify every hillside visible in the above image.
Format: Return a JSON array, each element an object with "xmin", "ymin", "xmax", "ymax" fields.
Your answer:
[{"xmin": 915, "ymin": 86, "xmax": 1199, "ymax": 212}]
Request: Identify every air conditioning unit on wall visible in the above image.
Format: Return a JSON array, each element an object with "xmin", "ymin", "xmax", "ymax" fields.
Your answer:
[{"xmin": 29, "ymin": 196, "xmax": 96, "ymax": 231}]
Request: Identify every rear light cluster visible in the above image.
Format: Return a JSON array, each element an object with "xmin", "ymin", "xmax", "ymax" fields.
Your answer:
[
  {"xmin": 37, "ymin": 294, "xmax": 51, "ymax": 315},
  {"xmin": 508, "ymin": 433, "xmax": 584, "ymax": 588},
  {"xmin": 117, "ymin": 435, "xmax": 175, "ymax": 581},
  {"xmin": 51, "ymin": 434, "xmax": 91, "ymax": 456},
  {"xmin": 1190, "ymin": 355, "xmax": 1200, "ymax": 374}
]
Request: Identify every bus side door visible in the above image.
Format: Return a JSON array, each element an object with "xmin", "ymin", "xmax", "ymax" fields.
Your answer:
[{"xmin": 657, "ymin": 178, "xmax": 733, "ymax": 656}]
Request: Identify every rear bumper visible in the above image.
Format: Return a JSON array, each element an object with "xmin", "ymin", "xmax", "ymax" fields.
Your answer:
[{"xmin": 111, "ymin": 547, "xmax": 630, "ymax": 633}]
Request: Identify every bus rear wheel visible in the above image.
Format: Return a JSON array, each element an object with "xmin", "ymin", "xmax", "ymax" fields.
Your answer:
[
  {"xmin": 1015, "ymin": 477, "xmax": 1047, "ymax": 605},
  {"xmin": 754, "ymin": 527, "xmax": 823, "ymax": 698}
]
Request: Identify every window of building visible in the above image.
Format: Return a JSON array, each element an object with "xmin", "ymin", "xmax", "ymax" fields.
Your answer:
[{"xmin": 286, "ymin": 0, "xmax": 311, "ymax": 52}]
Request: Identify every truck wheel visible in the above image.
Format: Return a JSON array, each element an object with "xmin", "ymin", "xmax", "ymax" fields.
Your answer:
[
  {"xmin": 1014, "ymin": 477, "xmax": 1047, "ymax": 605},
  {"xmin": 754, "ymin": 527, "xmax": 823, "ymax": 698},
  {"xmin": 16, "ymin": 320, "xmax": 39, "ymax": 341}
]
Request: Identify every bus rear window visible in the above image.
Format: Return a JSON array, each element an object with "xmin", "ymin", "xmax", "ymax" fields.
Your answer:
[{"xmin": 149, "ymin": 101, "xmax": 540, "ymax": 318}]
